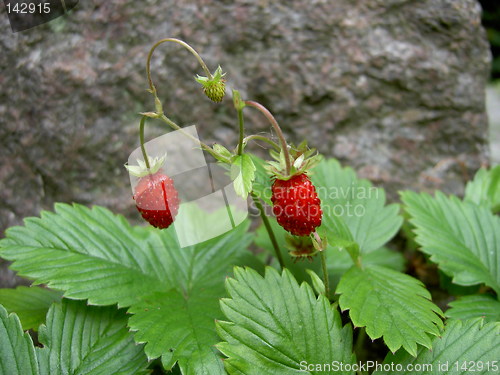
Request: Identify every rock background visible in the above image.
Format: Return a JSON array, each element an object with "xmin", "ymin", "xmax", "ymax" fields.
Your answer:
[{"xmin": 0, "ymin": 0, "xmax": 492, "ymax": 285}]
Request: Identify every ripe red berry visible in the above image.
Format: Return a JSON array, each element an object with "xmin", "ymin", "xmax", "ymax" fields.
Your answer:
[
  {"xmin": 271, "ymin": 173, "xmax": 322, "ymax": 236},
  {"xmin": 133, "ymin": 172, "xmax": 180, "ymax": 229}
]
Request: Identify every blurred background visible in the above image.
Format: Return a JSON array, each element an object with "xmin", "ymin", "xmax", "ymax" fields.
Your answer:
[
  {"xmin": 0, "ymin": 0, "xmax": 499, "ymax": 286},
  {"xmin": 481, "ymin": 0, "xmax": 500, "ymax": 163}
]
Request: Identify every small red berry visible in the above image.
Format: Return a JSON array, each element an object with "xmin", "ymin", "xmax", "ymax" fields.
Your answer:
[
  {"xmin": 271, "ymin": 173, "xmax": 322, "ymax": 236},
  {"xmin": 134, "ymin": 172, "xmax": 180, "ymax": 229}
]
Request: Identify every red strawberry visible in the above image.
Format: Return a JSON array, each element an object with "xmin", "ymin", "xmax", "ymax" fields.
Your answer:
[
  {"xmin": 271, "ymin": 173, "xmax": 322, "ymax": 236},
  {"xmin": 134, "ymin": 172, "xmax": 180, "ymax": 229}
]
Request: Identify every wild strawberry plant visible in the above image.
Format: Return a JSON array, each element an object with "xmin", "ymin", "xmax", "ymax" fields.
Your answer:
[{"xmin": 0, "ymin": 39, "xmax": 499, "ymax": 375}]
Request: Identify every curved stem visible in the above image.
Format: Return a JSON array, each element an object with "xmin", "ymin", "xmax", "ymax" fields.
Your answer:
[
  {"xmin": 251, "ymin": 192, "xmax": 285, "ymax": 269},
  {"xmin": 158, "ymin": 114, "xmax": 231, "ymax": 163},
  {"xmin": 244, "ymin": 101, "xmax": 291, "ymax": 175},
  {"xmin": 146, "ymin": 38, "xmax": 212, "ymax": 95},
  {"xmin": 243, "ymin": 135, "xmax": 281, "ymax": 151},
  {"xmin": 237, "ymin": 106, "xmax": 245, "ymax": 156},
  {"xmin": 139, "ymin": 116, "xmax": 151, "ymax": 169}
]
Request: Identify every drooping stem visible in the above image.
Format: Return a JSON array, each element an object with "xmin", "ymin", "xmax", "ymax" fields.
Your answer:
[
  {"xmin": 146, "ymin": 38, "xmax": 212, "ymax": 95},
  {"xmin": 243, "ymin": 135, "xmax": 281, "ymax": 151},
  {"xmin": 237, "ymin": 106, "xmax": 245, "ymax": 156},
  {"xmin": 251, "ymin": 192, "xmax": 285, "ymax": 269},
  {"xmin": 319, "ymin": 250, "xmax": 330, "ymax": 299},
  {"xmin": 244, "ymin": 101, "xmax": 291, "ymax": 175},
  {"xmin": 158, "ymin": 114, "xmax": 231, "ymax": 163},
  {"xmin": 139, "ymin": 116, "xmax": 151, "ymax": 169}
]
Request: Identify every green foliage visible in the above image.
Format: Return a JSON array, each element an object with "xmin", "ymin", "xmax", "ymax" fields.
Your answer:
[
  {"xmin": 402, "ymin": 191, "xmax": 500, "ymax": 295},
  {"xmin": 37, "ymin": 300, "xmax": 148, "ymax": 375},
  {"xmin": 446, "ymin": 295, "xmax": 500, "ymax": 323},
  {"xmin": 311, "ymin": 159, "xmax": 403, "ymax": 254},
  {"xmin": 464, "ymin": 165, "xmax": 500, "ymax": 213},
  {"xmin": 337, "ymin": 265, "xmax": 443, "ymax": 356},
  {"xmin": 327, "ymin": 246, "xmax": 405, "ymax": 286},
  {"xmin": 216, "ymin": 267, "xmax": 356, "ymax": 375},
  {"xmin": 1, "ymin": 159, "xmax": 498, "ymax": 374},
  {"xmin": 374, "ymin": 319, "xmax": 500, "ymax": 375},
  {"xmin": 0, "ymin": 204, "xmax": 254, "ymax": 373},
  {"xmin": 0, "ymin": 300, "xmax": 149, "ymax": 375},
  {"xmin": 250, "ymin": 154, "xmax": 273, "ymax": 206},
  {"xmin": 254, "ymin": 158, "xmax": 405, "ymax": 282},
  {"xmin": 0, "ymin": 304, "xmax": 38, "ymax": 375},
  {"xmin": 0, "ymin": 286, "xmax": 62, "ymax": 331},
  {"xmin": 231, "ymin": 153, "xmax": 256, "ymax": 198}
]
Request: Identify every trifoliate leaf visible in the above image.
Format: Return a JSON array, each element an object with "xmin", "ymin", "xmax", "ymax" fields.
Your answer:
[
  {"xmin": 337, "ymin": 265, "xmax": 443, "ymax": 356},
  {"xmin": 402, "ymin": 191, "xmax": 500, "ymax": 295},
  {"xmin": 0, "ymin": 204, "xmax": 255, "ymax": 374},
  {"xmin": 216, "ymin": 267, "xmax": 356, "ymax": 375},
  {"xmin": 374, "ymin": 319, "xmax": 500, "ymax": 375},
  {"xmin": 0, "ymin": 287, "xmax": 62, "ymax": 331},
  {"xmin": 445, "ymin": 294, "xmax": 500, "ymax": 322}
]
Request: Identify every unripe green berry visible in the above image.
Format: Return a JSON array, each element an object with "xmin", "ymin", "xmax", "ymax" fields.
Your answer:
[{"xmin": 195, "ymin": 66, "xmax": 226, "ymax": 103}]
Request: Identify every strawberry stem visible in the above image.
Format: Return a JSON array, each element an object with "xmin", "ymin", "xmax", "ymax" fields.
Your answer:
[
  {"xmin": 146, "ymin": 38, "xmax": 212, "ymax": 96},
  {"xmin": 251, "ymin": 192, "xmax": 285, "ymax": 270},
  {"xmin": 319, "ymin": 250, "xmax": 330, "ymax": 299},
  {"xmin": 244, "ymin": 101, "xmax": 292, "ymax": 176},
  {"xmin": 139, "ymin": 116, "xmax": 151, "ymax": 170},
  {"xmin": 158, "ymin": 113, "xmax": 231, "ymax": 163},
  {"xmin": 243, "ymin": 135, "xmax": 281, "ymax": 151},
  {"xmin": 236, "ymin": 106, "xmax": 245, "ymax": 156}
]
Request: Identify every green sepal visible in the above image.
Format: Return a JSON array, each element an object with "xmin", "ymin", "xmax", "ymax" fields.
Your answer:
[
  {"xmin": 195, "ymin": 66, "xmax": 226, "ymax": 86},
  {"xmin": 266, "ymin": 140, "xmax": 323, "ymax": 180},
  {"xmin": 125, "ymin": 154, "xmax": 166, "ymax": 177}
]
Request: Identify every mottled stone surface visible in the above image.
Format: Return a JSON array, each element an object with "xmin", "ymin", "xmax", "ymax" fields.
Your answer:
[{"xmin": 0, "ymin": 0, "xmax": 492, "ymax": 284}]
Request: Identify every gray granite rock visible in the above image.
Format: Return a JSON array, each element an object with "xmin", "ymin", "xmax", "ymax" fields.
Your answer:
[{"xmin": 0, "ymin": 0, "xmax": 491, "ymax": 254}]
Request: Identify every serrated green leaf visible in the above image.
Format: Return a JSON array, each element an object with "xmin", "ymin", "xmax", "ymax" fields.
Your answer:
[
  {"xmin": 374, "ymin": 319, "xmax": 500, "ymax": 375},
  {"xmin": 216, "ymin": 267, "xmax": 356, "ymax": 375},
  {"xmin": 129, "ymin": 290, "xmax": 225, "ymax": 375},
  {"xmin": 0, "ymin": 304, "xmax": 38, "ymax": 375},
  {"xmin": 231, "ymin": 154, "xmax": 256, "ymax": 198},
  {"xmin": 0, "ymin": 204, "xmax": 255, "ymax": 373},
  {"xmin": 127, "ymin": 221, "xmax": 253, "ymax": 374},
  {"xmin": 327, "ymin": 246, "xmax": 405, "ymax": 286},
  {"xmin": 0, "ymin": 204, "xmax": 169, "ymax": 307},
  {"xmin": 337, "ymin": 265, "xmax": 443, "ymax": 356},
  {"xmin": 37, "ymin": 299, "xmax": 148, "ymax": 375},
  {"xmin": 312, "ymin": 159, "xmax": 402, "ymax": 254},
  {"xmin": 446, "ymin": 295, "xmax": 500, "ymax": 322},
  {"xmin": 0, "ymin": 287, "xmax": 62, "ymax": 331},
  {"xmin": 401, "ymin": 191, "xmax": 500, "ymax": 295},
  {"xmin": 464, "ymin": 165, "xmax": 500, "ymax": 213}
]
